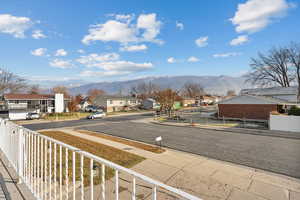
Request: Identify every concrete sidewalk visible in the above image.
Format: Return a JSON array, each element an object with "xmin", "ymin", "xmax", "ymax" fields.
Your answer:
[{"xmin": 54, "ymin": 128, "xmax": 300, "ymax": 200}]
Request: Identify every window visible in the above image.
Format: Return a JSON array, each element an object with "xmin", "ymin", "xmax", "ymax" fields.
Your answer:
[{"xmin": 110, "ymin": 100, "xmax": 113, "ymax": 104}]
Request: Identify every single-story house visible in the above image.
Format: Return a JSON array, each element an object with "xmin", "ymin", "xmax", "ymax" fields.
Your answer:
[
  {"xmin": 200, "ymin": 95, "xmax": 217, "ymax": 105},
  {"xmin": 142, "ymin": 98, "xmax": 160, "ymax": 110},
  {"xmin": 93, "ymin": 95, "xmax": 140, "ymax": 113},
  {"xmin": 218, "ymin": 95, "xmax": 294, "ymax": 121},
  {"xmin": 1, "ymin": 93, "xmax": 69, "ymax": 120},
  {"xmin": 78, "ymin": 96, "xmax": 91, "ymax": 110},
  {"xmin": 181, "ymin": 98, "xmax": 196, "ymax": 107}
]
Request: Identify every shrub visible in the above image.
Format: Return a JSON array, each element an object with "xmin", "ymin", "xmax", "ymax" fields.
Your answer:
[{"xmin": 288, "ymin": 106, "xmax": 300, "ymax": 116}]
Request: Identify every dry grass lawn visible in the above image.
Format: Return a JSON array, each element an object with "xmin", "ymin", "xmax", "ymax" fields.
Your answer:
[
  {"xmin": 77, "ymin": 129, "xmax": 165, "ymax": 154},
  {"xmin": 39, "ymin": 131, "xmax": 145, "ymax": 186}
]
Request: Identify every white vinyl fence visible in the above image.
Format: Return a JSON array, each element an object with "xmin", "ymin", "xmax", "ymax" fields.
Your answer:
[
  {"xmin": 0, "ymin": 119, "xmax": 201, "ymax": 200},
  {"xmin": 270, "ymin": 114, "xmax": 300, "ymax": 132}
]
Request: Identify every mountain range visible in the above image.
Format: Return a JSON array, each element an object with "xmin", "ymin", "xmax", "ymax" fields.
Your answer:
[{"xmin": 67, "ymin": 75, "xmax": 252, "ymax": 96}]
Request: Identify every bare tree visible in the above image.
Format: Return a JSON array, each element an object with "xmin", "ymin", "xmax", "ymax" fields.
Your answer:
[
  {"xmin": 68, "ymin": 94, "xmax": 84, "ymax": 112},
  {"xmin": 0, "ymin": 68, "xmax": 27, "ymax": 94},
  {"xmin": 154, "ymin": 88, "xmax": 181, "ymax": 117},
  {"xmin": 227, "ymin": 90, "xmax": 236, "ymax": 96},
  {"xmin": 181, "ymin": 82, "xmax": 204, "ymax": 98},
  {"xmin": 131, "ymin": 82, "xmax": 160, "ymax": 100},
  {"xmin": 28, "ymin": 85, "xmax": 41, "ymax": 94},
  {"xmin": 246, "ymin": 47, "xmax": 293, "ymax": 87},
  {"xmin": 87, "ymin": 89, "xmax": 105, "ymax": 102},
  {"xmin": 287, "ymin": 42, "xmax": 300, "ymax": 102},
  {"xmin": 51, "ymin": 85, "xmax": 69, "ymax": 97}
]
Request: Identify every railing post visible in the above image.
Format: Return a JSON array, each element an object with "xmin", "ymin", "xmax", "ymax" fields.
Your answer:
[
  {"xmin": 90, "ymin": 159, "xmax": 94, "ymax": 200},
  {"xmin": 18, "ymin": 128, "xmax": 24, "ymax": 184},
  {"xmin": 115, "ymin": 170, "xmax": 119, "ymax": 200},
  {"xmin": 152, "ymin": 186, "xmax": 157, "ymax": 200},
  {"xmin": 132, "ymin": 176, "xmax": 136, "ymax": 200},
  {"xmin": 101, "ymin": 164, "xmax": 105, "ymax": 200}
]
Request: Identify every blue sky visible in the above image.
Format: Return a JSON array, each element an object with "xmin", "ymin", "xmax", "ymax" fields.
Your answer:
[{"xmin": 1, "ymin": 0, "xmax": 300, "ymax": 85}]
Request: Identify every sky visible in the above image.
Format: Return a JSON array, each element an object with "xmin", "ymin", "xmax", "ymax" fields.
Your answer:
[{"xmin": 1, "ymin": 0, "xmax": 300, "ymax": 86}]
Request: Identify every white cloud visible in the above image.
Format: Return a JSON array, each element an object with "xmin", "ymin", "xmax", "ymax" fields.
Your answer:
[
  {"xmin": 31, "ymin": 48, "xmax": 47, "ymax": 56},
  {"xmin": 167, "ymin": 57, "xmax": 176, "ymax": 63},
  {"xmin": 187, "ymin": 56, "xmax": 200, "ymax": 62},
  {"xmin": 137, "ymin": 13, "xmax": 162, "ymax": 43},
  {"xmin": 32, "ymin": 30, "xmax": 46, "ymax": 39},
  {"xmin": 120, "ymin": 44, "xmax": 147, "ymax": 52},
  {"xmin": 230, "ymin": 0, "xmax": 293, "ymax": 33},
  {"xmin": 114, "ymin": 14, "xmax": 134, "ymax": 23},
  {"xmin": 93, "ymin": 61, "xmax": 152, "ymax": 71},
  {"xmin": 230, "ymin": 35, "xmax": 249, "ymax": 46},
  {"xmin": 77, "ymin": 53, "xmax": 120, "ymax": 66},
  {"xmin": 49, "ymin": 59, "xmax": 73, "ymax": 69},
  {"xmin": 176, "ymin": 21, "xmax": 184, "ymax": 30},
  {"xmin": 82, "ymin": 13, "xmax": 162, "ymax": 45},
  {"xmin": 195, "ymin": 36, "xmax": 208, "ymax": 47},
  {"xmin": 213, "ymin": 52, "xmax": 242, "ymax": 58},
  {"xmin": 55, "ymin": 49, "xmax": 68, "ymax": 56},
  {"xmin": 80, "ymin": 70, "xmax": 130, "ymax": 77},
  {"xmin": 77, "ymin": 49, "xmax": 85, "ymax": 54},
  {"xmin": 0, "ymin": 14, "xmax": 33, "ymax": 38},
  {"xmin": 82, "ymin": 20, "xmax": 138, "ymax": 44},
  {"xmin": 77, "ymin": 52, "xmax": 153, "ymax": 76}
]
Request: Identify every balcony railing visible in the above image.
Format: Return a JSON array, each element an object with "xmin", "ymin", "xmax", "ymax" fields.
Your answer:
[{"xmin": 0, "ymin": 119, "xmax": 201, "ymax": 200}]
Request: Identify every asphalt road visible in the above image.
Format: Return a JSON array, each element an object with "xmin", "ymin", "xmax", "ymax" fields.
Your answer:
[
  {"xmin": 80, "ymin": 122, "xmax": 300, "ymax": 178},
  {"xmin": 24, "ymin": 115, "xmax": 300, "ymax": 178},
  {"xmin": 23, "ymin": 113, "xmax": 153, "ymax": 130}
]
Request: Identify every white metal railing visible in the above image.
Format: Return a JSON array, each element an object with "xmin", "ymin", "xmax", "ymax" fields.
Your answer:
[{"xmin": 0, "ymin": 119, "xmax": 201, "ymax": 200}]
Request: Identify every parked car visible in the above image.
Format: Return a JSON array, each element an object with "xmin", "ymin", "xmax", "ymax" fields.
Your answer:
[
  {"xmin": 87, "ymin": 111, "xmax": 106, "ymax": 119},
  {"xmin": 26, "ymin": 112, "xmax": 40, "ymax": 120}
]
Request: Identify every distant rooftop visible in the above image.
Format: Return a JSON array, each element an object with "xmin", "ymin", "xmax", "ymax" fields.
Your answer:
[
  {"xmin": 3, "ymin": 93, "xmax": 69, "ymax": 100},
  {"xmin": 240, "ymin": 86, "xmax": 297, "ymax": 96}
]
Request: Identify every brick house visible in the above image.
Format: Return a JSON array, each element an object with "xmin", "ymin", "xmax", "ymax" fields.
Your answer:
[{"xmin": 218, "ymin": 95, "xmax": 291, "ymax": 121}]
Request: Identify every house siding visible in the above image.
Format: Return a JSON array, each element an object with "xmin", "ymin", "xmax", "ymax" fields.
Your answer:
[{"xmin": 218, "ymin": 104, "xmax": 278, "ymax": 120}]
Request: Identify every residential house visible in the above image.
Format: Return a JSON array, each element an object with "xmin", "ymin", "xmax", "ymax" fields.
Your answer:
[
  {"xmin": 1, "ymin": 93, "xmax": 69, "ymax": 120},
  {"xmin": 93, "ymin": 95, "xmax": 140, "ymax": 113},
  {"xmin": 181, "ymin": 97, "xmax": 196, "ymax": 107},
  {"xmin": 78, "ymin": 96, "xmax": 91, "ymax": 110},
  {"xmin": 218, "ymin": 95, "xmax": 294, "ymax": 121},
  {"xmin": 200, "ymin": 95, "xmax": 216, "ymax": 105}
]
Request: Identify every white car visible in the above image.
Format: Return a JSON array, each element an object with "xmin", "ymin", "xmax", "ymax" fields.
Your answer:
[
  {"xmin": 87, "ymin": 111, "xmax": 106, "ymax": 119},
  {"xmin": 26, "ymin": 112, "xmax": 40, "ymax": 120}
]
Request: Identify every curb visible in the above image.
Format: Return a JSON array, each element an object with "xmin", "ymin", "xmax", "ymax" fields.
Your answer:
[{"xmin": 150, "ymin": 121, "xmax": 300, "ymax": 140}]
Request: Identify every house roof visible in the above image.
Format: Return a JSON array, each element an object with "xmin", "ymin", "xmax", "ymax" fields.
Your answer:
[
  {"xmin": 241, "ymin": 86, "xmax": 297, "ymax": 96},
  {"xmin": 4, "ymin": 94, "xmax": 69, "ymax": 100},
  {"xmin": 218, "ymin": 95, "xmax": 292, "ymax": 105}
]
